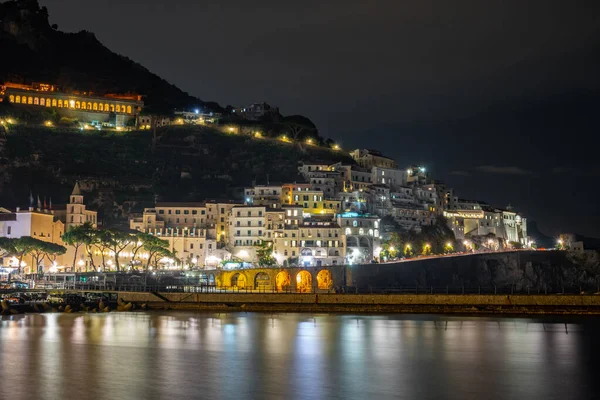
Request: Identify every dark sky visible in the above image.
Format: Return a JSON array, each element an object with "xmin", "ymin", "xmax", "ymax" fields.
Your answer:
[{"xmin": 39, "ymin": 0, "xmax": 600, "ymax": 238}]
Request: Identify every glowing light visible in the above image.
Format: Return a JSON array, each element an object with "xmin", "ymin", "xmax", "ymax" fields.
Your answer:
[
  {"xmin": 77, "ymin": 260, "xmax": 85, "ymax": 266},
  {"xmin": 306, "ymin": 138, "xmax": 313, "ymax": 145},
  {"xmin": 192, "ymin": 257, "xmax": 198, "ymax": 264},
  {"xmin": 238, "ymin": 250, "xmax": 249, "ymax": 259},
  {"xmin": 195, "ymin": 109, "xmax": 199, "ymax": 114},
  {"xmin": 45, "ymin": 121, "xmax": 53, "ymax": 127},
  {"xmin": 254, "ymin": 132, "xmax": 262, "ymax": 138},
  {"xmin": 116, "ymin": 126, "xmax": 123, "ymax": 131},
  {"xmin": 69, "ymin": 100, "xmax": 75, "ymax": 108},
  {"xmin": 333, "ymin": 144, "xmax": 340, "ymax": 151}
]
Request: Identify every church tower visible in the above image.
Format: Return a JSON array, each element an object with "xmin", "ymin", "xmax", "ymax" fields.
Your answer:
[{"xmin": 66, "ymin": 181, "xmax": 86, "ymax": 229}]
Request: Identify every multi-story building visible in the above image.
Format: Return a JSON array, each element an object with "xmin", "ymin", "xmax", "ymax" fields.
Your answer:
[
  {"xmin": 350, "ymin": 149, "xmax": 398, "ymax": 169},
  {"xmin": 297, "ymin": 219, "xmax": 345, "ymax": 267},
  {"xmin": 2, "ymin": 82, "xmax": 143, "ymax": 127},
  {"xmin": 336, "ymin": 212, "xmax": 381, "ymax": 264},
  {"xmin": 0, "ymin": 207, "xmax": 64, "ymax": 244},
  {"xmin": 228, "ymin": 205, "xmax": 267, "ymax": 261},
  {"xmin": 371, "ymin": 166, "xmax": 407, "ymax": 190},
  {"xmin": 130, "ymin": 202, "xmax": 208, "ymax": 232},
  {"xmin": 244, "ymin": 185, "xmax": 283, "ymax": 208}
]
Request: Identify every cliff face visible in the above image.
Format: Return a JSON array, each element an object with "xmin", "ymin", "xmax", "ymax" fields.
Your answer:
[{"xmin": 0, "ymin": 0, "xmax": 212, "ymax": 111}]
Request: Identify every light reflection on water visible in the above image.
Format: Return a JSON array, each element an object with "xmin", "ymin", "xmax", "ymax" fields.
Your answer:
[{"xmin": 0, "ymin": 313, "xmax": 598, "ymax": 400}]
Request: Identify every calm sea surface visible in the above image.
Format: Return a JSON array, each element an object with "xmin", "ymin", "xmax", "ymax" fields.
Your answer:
[{"xmin": 1, "ymin": 312, "xmax": 599, "ymax": 400}]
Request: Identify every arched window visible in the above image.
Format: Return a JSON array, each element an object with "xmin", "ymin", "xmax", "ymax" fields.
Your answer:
[
  {"xmin": 353, "ymin": 220, "xmax": 358, "ymax": 227},
  {"xmin": 34, "ymin": 97, "xmax": 39, "ymax": 105},
  {"xmin": 52, "ymin": 99, "xmax": 57, "ymax": 107},
  {"xmin": 58, "ymin": 99, "xmax": 63, "ymax": 108},
  {"xmin": 81, "ymin": 102, "xmax": 86, "ymax": 110},
  {"xmin": 359, "ymin": 228, "xmax": 364, "ymax": 235},
  {"xmin": 75, "ymin": 101, "xmax": 81, "ymax": 109},
  {"xmin": 127, "ymin": 105, "xmax": 132, "ymax": 114},
  {"xmin": 40, "ymin": 98, "xmax": 45, "ymax": 106},
  {"xmin": 345, "ymin": 228, "xmax": 351, "ymax": 235},
  {"xmin": 105, "ymin": 104, "xmax": 110, "ymax": 112},
  {"xmin": 374, "ymin": 221, "xmax": 379, "ymax": 229},
  {"xmin": 15, "ymin": 96, "xmax": 21, "ymax": 103},
  {"xmin": 98, "ymin": 103, "xmax": 104, "ymax": 111},
  {"xmin": 93, "ymin": 103, "xmax": 98, "ymax": 111},
  {"xmin": 368, "ymin": 229, "xmax": 374, "ymax": 236},
  {"xmin": 46, "ymin": 98, "xmax": 51, "ymax": 107},
  {"xmin": 87, "ymin": 102, "xmax": 92, "ymax": 110},
  {"xmin": 69, "ymin": 100, "xmax": 75, "ymax": 108},
  {"xmin": 374, "ymin": 229, "xmax": 379, "ymax": 238},
  {"xmin": 28, "ymin": 97, "xmax": 33, "ymax": 105},
  {"xmin": 110, "ymin": 104, "xmax": 115, "ymax": 113},
  {"xmin": 116, "ymin": 105, "xmax": 121, "ymax": 113},
  {"xmin": 9, "ymin": 95, "xmax": 14, "ymax": 103}
]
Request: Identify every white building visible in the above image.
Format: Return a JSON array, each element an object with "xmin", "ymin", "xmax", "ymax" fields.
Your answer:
[
  {"xmin": 228, "ymin": 205, "xmax": 267, "ymax": 262},
  {"xmin": 336, "ymin": 212, "xmax": 381, "ymax": 264}
]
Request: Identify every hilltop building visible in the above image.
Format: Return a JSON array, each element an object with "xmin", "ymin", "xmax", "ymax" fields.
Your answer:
[{"xmin": 1, "ymin": 82, "xmax": 143, "ymax": 127}]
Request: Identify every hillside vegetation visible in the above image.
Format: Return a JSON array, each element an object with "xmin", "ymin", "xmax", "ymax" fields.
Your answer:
[{"xmin": 0, "ymin": 124, "xmax": 353, "ymax": 225}]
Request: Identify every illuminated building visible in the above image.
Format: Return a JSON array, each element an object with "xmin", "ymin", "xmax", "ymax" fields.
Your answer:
[
  {"xmin": 2, "ymin": 82, "xmax": 143, "ymax": 127},
  {"xmin": 349, "ymin": 149, "xmax": 398, "ymax": 169},
  {"xmin": 336, "ymin": 212, "xmax": 381, "ymax": 264}
]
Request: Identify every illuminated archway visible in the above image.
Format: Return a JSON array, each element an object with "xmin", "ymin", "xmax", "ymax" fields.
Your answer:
[
  {"xmin": 275, "ymin": 271, "xmax": 291, "ymax": 292},
  {"xmin": 230, "ymin": 273, "xmax": 247, "ymax": 289},
  {"xmin": 40, "ymin": 98, "xmax": 45, "ymax": 106},
  {"xmin": 254, "ymin": 272, "xmax": 271, "ymax": 289},
  {"xmin": 296, "ymin": 270, "xmax": 312, "ymax": 293},
  {"xmin": 46, "ymin": 98, "xmax": 51, "ymax": 107},
  {"xmin": 9, "ymin": 95, "xmax": 14, "ymax": 103},
  {"xmin": 81, "ymin": 102, "xmax": 86, "ymax": 110},
  {"xmin": 127, "ymin": 105, "xmax": 132, "ymax": 114},
  {"xmin": 15, "ymin": 95, "xmax": 21, "ymax": 103},
  {"xmin": 93, "ymin": 102, "xmax": 98, "ymax": 111},
  {"xmin": 52, "ymin": 99, "xmax": 57, "ymax": 107},
  {"xmin": 34, "ymin": 97, "xmax": 39, "ymax": 105},
  {"xmin": 99, "ymin": 103, "xmax": 104, "ymax": 111},
  {"xmin": 110, "ymin": 104, "xmax": 115, "ymax": 113},
  {"xmin": 58, "ymin": 99, "xmax": 63, "ymax": 108},
  {"xmin": 87, "ymin": 102, "xmax": 92, "ymax": 110},
  {"xmin": 27, "ymin": 97, "xmax": 33, "ymax": 105},
  {"xmin": 75, "ymin": 101, "xmax": 81, "ymax": 109},
  {"xmin": 116, "ymin": 104, "xmax": 121, "ymax": 113},
  {"xmin": 104, "ymin": 103, "xmax": 109, "ymax": 112},
  {"xmin": 317, "ymin": 270, "xmax": 333, "ymax": 290}
]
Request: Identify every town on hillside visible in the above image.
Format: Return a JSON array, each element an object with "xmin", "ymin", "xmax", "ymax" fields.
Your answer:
[{"xmin": 1, "ymin": 136, "xmax": 538, "ymax": 276}]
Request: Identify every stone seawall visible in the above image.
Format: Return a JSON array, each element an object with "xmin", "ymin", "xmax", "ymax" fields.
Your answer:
[{"xmin": 114, "ymin": 292, "xmax": 600, "ymax": 315}]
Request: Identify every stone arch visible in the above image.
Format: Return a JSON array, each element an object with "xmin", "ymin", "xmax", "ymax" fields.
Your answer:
[
  {"xmin": 58, "ymin": 99, "xmax": 63, "ymax": 108},
  {"xmin": 127, "ymin": 105, "xmax": 132, "ymax": 114},
  {"xmin": 75, "ymin": 101, "xmax": 81, "ymax": 109},
  {"xmin": 81, "ymin": 102, "xmax": 86, "ymax": 110},
  {"xmin": 46, "ymin": 98, "xmax": 51, "ymax": 107},
  {"xmin": 317, "ymin": 270, "xmax": 333, "ymax": 290},
  {"xmin": 105, "ymin": 103, "xmax": 110, "ymax": 112},
  {"xmin": 9, "ymin": 95, "xmax": 14, "ymax": 103},
  {"xmin": 40, "ymin": 98, "xmax": 45, "ymax": 106},
  {"xmin": 230, "ymin": 272, "xmax": 247, "ymax": 288},
  {"xmin": 52, "ymin": 99, "xmax": 57, "ymax": 107},
  {"xmin": 110, "ymin": 104, "xmax": 115, "ymax": 113},
  {"xmin": 93, "ymin": 102, "xmax": 98, "ymax": 111},
  {"xmin": 116, "ymin": 104, "xmax": 121, "ymax": 113},
  {"xmin": 34, "ymin": 97, "xmax": 39, "ymax": 105},
  {"xmin": 27, "ymin": 97, "xmax": 33, "ymax": 105},
  {"xmin": 254, "ymin": 272, "xmax": 271, "ymax": 289},
  {"xmin": 359, "ymin": 237, "xmax": 370, "ymax": 247},
  {"xmin": 296, "ymin": 270, "xmax": 312, "ymax": 293},
  {"xmin": 275, "ymin": 271, "xmax": 291, "ymax": 292},
  {"xmin": 15, "ymin": 95, "xmax": 21, "ymax": 103}
]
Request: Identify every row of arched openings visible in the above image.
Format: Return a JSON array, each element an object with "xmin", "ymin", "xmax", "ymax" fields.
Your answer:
[
  {"xmin": 8, "ymin": 94, "xmax": 133, "ymax": 114},
  {"xmin": 230, "ymin": 270, "xmax": 333, "ymax": 292}
]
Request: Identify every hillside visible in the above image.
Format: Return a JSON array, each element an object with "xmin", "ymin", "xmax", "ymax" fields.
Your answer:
[
  {"xmin": 0, "ymin": 0, "xmax": 217, "ymax": 112},
  {"xmin": 0, "ymin": 124, "xmax": 353, "ymax": 225}
]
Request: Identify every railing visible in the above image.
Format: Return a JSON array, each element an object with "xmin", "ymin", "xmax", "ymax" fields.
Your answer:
[{"xmin": 2, "ymin": 285, "xmax": 598, "ymax": 296}]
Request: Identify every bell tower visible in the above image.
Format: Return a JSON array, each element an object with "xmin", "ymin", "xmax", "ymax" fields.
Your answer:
[{"xmin": 67, "ymin": 181, "xmax": 86, "ymax": 228}]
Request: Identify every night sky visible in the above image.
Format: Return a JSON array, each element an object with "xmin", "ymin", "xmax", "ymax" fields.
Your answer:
[{"xmin": 39, "ymin": 0, "xmax": 600, "ymax": 238}]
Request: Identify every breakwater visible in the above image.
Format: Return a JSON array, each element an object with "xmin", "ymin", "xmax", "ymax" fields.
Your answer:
[{"xmin": 116, "ymin": 292, "xmax": 600, "ymax": 315}]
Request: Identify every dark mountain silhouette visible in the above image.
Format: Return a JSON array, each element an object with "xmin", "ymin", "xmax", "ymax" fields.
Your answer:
[{"xmin": 0, "ymin": 0, "xmax": 220, "ymax": 112}]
